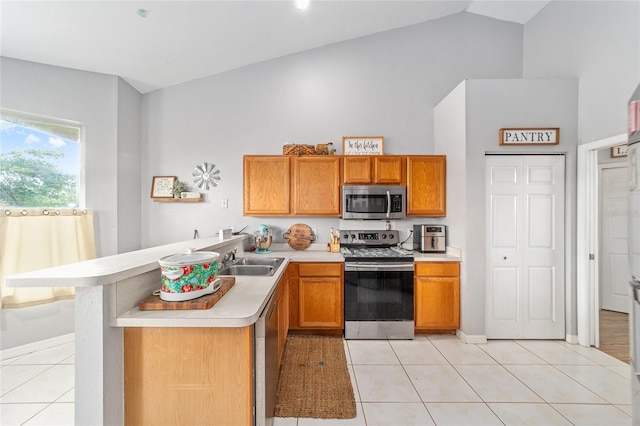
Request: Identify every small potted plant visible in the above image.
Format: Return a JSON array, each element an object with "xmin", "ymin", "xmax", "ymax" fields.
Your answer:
[{"xmin": 172, "ymin": 180, "xmax": 187, "ymax": 198}]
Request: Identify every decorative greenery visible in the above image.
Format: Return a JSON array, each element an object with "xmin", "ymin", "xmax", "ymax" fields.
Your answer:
[{"xmin": 172, "ymin": 180, "xmax": 187, "ymax": 196}]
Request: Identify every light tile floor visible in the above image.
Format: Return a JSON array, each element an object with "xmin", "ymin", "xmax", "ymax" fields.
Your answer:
[{"xmin": 0, "ymin": 334, "xmax": 632, "ymax": 425}]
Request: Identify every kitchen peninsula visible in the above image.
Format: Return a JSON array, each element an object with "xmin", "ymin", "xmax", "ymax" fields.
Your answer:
[
  {"xmin": 6, "ymin": 234, "xmax": 460, "ymax": 425},
  {"xmin": 5, "ymin": 235, "xmax": 335, "ymax": 425}
]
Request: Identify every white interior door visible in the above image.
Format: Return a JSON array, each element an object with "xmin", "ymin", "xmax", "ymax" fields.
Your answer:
[
  {"xmin": 486, "ymin": 155, "xmax": 565, "ymax": 339},
  {"xmin": 599, "ymin": 164, "xmax": 629, "ymax": 313}
]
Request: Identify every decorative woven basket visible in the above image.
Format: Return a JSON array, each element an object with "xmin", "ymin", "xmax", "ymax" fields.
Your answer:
[{"xmin": 283, "ymin": 144, "xmax": 317, "ymax": 156}]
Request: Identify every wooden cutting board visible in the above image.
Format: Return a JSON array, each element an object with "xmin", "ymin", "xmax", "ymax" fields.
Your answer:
[
  {"xmin": 284, "ymin": 223, "xmax": 315, "ymax": 250},
  {"xmin": 139, "ymin": 277, "xmax": 235, "ymax": 310}
]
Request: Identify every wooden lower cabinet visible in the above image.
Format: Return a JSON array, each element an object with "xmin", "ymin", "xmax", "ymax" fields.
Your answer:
[
  {"xmin": 124, "ymin": 326, "xmax": 254, "ymax": 425},
  {"xmin": 414, "ymin": 262, "xmax": 460, "ymax": 333},
  {"xmin": 288, "ymin": 262, "xmax": 344, "ymax": 330}
]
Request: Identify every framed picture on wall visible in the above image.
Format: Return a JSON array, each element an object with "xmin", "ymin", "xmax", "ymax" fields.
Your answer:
[
  {"xmin": 150, "ymin": 176, "xmax": 176, "ymax": 198},
  {"xmin": 342, "ymin": 136, "xmax": 384, "ymax": 155}
]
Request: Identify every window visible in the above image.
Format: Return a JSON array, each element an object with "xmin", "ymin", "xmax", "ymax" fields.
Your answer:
[{"xmin": 0, "ymin": 110, "xmax": 82, "ymax": 208}]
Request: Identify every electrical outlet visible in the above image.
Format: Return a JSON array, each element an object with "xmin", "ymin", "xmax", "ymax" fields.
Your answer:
[{"xmin": 221, "ymin": 198, "xmax": 228, "ymax": 208}]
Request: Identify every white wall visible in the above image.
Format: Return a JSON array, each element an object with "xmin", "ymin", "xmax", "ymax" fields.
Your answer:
[
  {"xmin": 523, "ymin": 0, "xmax": 640, "ymax": 144},
  {"xmin": 0, "ymin": 59, "xmax": 142, "ymax": 349},
  {"xmin": 435, "ymin": 79, "xmax": 579, "ymax": 338},
  {"xmin": 117, "ymin": 78, "xmax": 143, "ymax": 253},
  {"xmin": 141, "ymin": 12, "xmax": 523, "ymax": 247}
]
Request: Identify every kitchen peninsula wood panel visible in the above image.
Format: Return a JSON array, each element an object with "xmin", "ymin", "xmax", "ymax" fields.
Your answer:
[
  {"xmin": 124, "ymin": 326, "xmax": 254, "ymax": 425},
  {"xmin": 414, "ymin": 261, "xmax": 460, "ymax": 332},
  {"xmin": 243, "ymin": 156, "xmax": 291, "ymax": 215},
  {"xmin": 407, "ymin": 155, "xmax": 446, "ymax": 216}
]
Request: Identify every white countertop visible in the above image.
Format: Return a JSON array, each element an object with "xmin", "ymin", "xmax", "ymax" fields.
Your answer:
[
  {"xmin": 5, "ymin": 235, "xmax": 248, "ymax": 288},
  {"xmin": 115, "ymin": 247, "xmax": 345, "ymax": 328},
  {"xmin": 7, "ymin": 237, "xmax": 461, "ymax": 328}
]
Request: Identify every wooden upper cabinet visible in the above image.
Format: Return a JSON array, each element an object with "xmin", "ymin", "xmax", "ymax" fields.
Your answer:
[
  {"xmin": 343, "ymin": 155, "xmax": 405, "ymax": 185},
  {"xmin": 406, "ymin": 155, "xmax": 446, "ymax": 216},
  {"xmin": 292, "ymin": 156, "xmax": 341, "ymax": 216},
  {"xmin": 374, "ymin": 156, "xmax": 405, "ymax": 184},
  {"xmin": 343, "ymin": 157, "xmax": 372, "ymax": 184},
  {"xmin": 243, "ymin": 156, "xmax": 291, "ymax": 215}
]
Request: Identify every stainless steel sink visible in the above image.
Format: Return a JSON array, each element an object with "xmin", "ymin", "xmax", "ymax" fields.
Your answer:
[
  {"xmin": 218, "ymin": 257, "xmax": 284, "ymax": 276},
  {"xmin": 235, "ymin": 257, "xmax": 283, "ymax": 267}
]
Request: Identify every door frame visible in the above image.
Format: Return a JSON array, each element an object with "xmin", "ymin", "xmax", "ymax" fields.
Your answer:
[
  {"xmin": 576, "ymin": 133, "xmax": 627, "ymax": 347},
  {"xmin": 598, "ymin": 162, "xmax": 629, "ymax": 315}
]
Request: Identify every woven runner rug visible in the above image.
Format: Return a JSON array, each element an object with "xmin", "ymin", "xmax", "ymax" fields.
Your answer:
[{"xmin": 274, "ymin": 335, "xmax": 357, "ymax": 419}]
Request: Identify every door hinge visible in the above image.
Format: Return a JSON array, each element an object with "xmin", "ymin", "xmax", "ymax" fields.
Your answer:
[{"xmin": 589, "ymin": 253, "xmax": 595, "ymax": 260}]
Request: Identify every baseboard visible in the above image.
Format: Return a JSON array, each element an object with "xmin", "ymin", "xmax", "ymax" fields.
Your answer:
[
  {"xmin": 456, "ymin": 329, "xmax": 487, "ymax": 344},
  {"xmin": 565, "ymin": 333, "xmax": 579, "ymax": 344},
  {"xmin": 0, "ymin": 332, "xmax": 74, "ymax": 360}
]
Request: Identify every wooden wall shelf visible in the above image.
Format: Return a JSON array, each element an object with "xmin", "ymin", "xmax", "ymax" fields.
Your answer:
[{"xmin": 152, "ymin": 198, "xmax": 203, "ymax": 203}]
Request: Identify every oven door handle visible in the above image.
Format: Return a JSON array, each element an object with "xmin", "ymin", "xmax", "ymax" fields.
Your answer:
[{"xmin": 346, "ymin": 263, "xmax": 414, "ymax": 272}]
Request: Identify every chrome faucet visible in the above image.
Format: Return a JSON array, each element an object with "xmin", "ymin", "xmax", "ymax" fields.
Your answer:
[{"xmin": 222, "ymin": 249, "xmax": 237, "ymax": 267}]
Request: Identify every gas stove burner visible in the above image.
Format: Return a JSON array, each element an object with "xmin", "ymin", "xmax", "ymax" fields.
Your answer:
[
  {"xmin": 340, "ymin": 229, "xmax": 414, "ymax": 262},
  {"xmin": 341, "ymin": 246, "xmax": 414, "ymax": 262}
]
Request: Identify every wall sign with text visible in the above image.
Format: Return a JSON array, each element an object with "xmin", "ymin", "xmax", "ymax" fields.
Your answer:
[
  {"xmin": 342, "ymin": 136, "xmax": 384, "ymax": 155},
  {"xmin": 499, "ymin": 128, "xmax": 559, "ymax": 146},
  {"xmin": 611, "ymin": 144, "xmax": 628, "ymax": 158}
]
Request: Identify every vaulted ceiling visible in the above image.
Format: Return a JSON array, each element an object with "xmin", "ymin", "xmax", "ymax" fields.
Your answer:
[{"xmin": 0, "ymin": 1, "xmax": 551, "ymax": 93}]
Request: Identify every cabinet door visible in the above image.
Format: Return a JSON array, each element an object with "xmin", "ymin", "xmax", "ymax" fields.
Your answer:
[
  {"xmin": 243, "ymin": 156, "xmax": 291, "ymax": 215},
  {"xmin": 373, "ymin": 156, "xmax": 405, "ymax": 184},
  {"xmin": 298, "ymin": 276, "xmax": 343, "ymax": 328},
  {"xmin": 407, "ymin": 156, "xmax": 446, "ymax": 216},
  {"xmin": 292, "ymin": 157, "xmax": 341, "ymax": 216},
  {"xmin": 343, "ymin": 157, "xmax": 372, "ymax": 184},
  {"xmin": 415, "ymin": 276, "xmax": 460, "ymax": 330}
]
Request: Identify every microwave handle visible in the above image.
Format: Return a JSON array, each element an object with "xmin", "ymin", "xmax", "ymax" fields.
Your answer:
[{"xmin": 386, "ymin": 190, "xmax": 391, "ymax": 218}]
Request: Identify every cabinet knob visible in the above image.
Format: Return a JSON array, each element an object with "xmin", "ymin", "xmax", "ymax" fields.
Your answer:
[{"xmin": 503, "ymin": 256, "xmax": 507, "ymax": 260}]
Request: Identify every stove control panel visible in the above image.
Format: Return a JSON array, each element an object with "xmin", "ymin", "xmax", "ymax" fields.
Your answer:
[{"xmin": 341, "ymin": 230, "xmax": 399, "ymax": 246}]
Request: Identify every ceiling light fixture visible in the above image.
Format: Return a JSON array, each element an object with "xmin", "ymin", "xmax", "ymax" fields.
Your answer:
[{"xmin": 295, "ymin": 0, "xmax": 310, "ymax": 10}]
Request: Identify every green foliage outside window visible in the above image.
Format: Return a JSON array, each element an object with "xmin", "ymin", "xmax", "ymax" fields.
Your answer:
[
  {"xmin": 1, "ymin": 111, "xmax": 81, "ymax": 208},
  {"xmin": 0, "ymin": 148, "xmax": 78, "ymax": 208}
]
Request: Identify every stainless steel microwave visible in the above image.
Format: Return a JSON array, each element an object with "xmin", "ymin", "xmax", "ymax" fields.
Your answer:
[{"xmin": 342, "ymin": 185, "xmax": 406, "ymax": 219}]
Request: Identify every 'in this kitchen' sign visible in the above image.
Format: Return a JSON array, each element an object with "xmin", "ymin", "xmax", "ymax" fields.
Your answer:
[{"xmin": 499, "ymin": 128, "xmax": 559, "ymax": 146}]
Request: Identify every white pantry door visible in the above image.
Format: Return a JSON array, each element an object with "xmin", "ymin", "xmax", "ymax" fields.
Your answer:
[
  {"xmin": 599, "ymin": 164, "xmax": 630, "ymax": 313},
  {"xmin": 486, "ymin": 155, "xmax": 565, "ymax": 339}
]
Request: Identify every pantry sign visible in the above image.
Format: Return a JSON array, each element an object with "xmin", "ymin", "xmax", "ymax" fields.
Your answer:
[{"xmin": 499, "ymin": 128, "xmax": 559, "ymax": 146}]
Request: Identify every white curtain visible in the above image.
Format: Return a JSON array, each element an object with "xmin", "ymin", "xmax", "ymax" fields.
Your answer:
[{"xmin": 0, "ymin": 208, "xmax": 96, "ymax": 308}]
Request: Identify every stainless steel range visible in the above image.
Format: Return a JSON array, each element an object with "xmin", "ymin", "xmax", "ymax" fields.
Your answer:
[{"xmin": 341, "ymin": 230, "xmax": 414, "ymax": 340}]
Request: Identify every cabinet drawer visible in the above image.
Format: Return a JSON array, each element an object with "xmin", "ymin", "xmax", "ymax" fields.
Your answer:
[
  {"xmin": 298, "ymin": 263, "xmax": 342, "ymax": 277},
  {"xmin": 415, "ymin": 262, "xmax": 459, "ymax": 277}
]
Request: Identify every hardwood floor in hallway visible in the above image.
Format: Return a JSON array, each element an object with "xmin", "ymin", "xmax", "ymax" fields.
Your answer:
[{"xmin": 599, "ymin": 309, "xmax": 630, "ymax": 363}]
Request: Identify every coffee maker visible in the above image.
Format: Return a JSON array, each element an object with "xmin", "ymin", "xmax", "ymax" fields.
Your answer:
[{"xmin": 413, "ymin": 225, "xmax": 447, "ymax": 253}]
